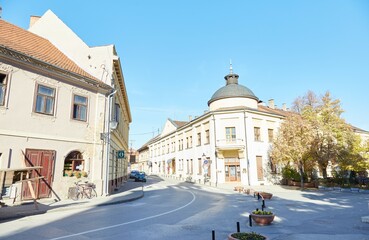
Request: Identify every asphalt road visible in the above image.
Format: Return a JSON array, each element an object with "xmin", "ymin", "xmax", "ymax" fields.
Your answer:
[{"xmin": 0, "ymin": 176, "xmax": 369, "ymax": 240}]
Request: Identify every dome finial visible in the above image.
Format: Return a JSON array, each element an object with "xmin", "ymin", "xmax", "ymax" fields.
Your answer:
[{"xmin": 229, "ymin": 59, "xmax": 233, "ymax": 74}]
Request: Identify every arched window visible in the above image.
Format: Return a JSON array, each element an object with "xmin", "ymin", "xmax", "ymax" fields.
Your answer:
[{"xmin": 63, "ymin": 151, "xmax": 84, "ymax": 176}]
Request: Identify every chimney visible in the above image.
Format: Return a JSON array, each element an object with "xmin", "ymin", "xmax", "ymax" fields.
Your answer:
[
  {"xmin": 268, "ymin": 99, "xmax": 275, "ymax": 109},
  {"xmin": 282, "ymin": 103, "xmax": 287, "ymax": 111},
  {"xmin": 29, "ymin": 16, "xmax": 41, "ymax": 28},
  {"xmin": 189, "ymin": 115, "xmax": 192, "ymax": 121}
]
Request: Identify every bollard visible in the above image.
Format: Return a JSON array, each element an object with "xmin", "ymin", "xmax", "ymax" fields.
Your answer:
[
  {"xmin": 237, "ymin": 221, "xmax": 240, "ymax": 232},
  {"xmin": 212, "ymin": 230, "xmax": 215, "ymax": 240},
  {"xmin": 249, "ymin": 215, "xmax": 252, "ymax": 227}
]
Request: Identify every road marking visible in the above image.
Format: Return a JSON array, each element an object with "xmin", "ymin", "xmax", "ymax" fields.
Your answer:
[{"xmin": 49, "ymin": 190, "xmax": 196, "ymax": 240}]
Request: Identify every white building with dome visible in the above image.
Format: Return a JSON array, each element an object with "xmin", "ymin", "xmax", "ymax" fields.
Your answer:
[{"xmin": 141, "ymin": 66, "xmax": 289, "ymax": 186}]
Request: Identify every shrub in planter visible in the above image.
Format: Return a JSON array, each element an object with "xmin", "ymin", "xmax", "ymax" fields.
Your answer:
[
  {"xmin": 74, "ymin": 171, "xmax": 82, "ymax": 178},
  {"xmin": 250, "ymin": 210, "xmax": 275, "ymax": 225},
  {"xmin": 228, "ymin": 231, "xmax": 266, "ymax": 240},
  {"xmin": 81, "ymin": 171, "xmax": 88, "ymax": 178}
]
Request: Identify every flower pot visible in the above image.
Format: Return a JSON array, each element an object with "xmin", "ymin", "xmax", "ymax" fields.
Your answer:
[
  {"xmin": 250, "ymin": 213, "xmax": 275, "ymax": 225},
  {"xmin": 228, "ymin": 232, "xmax": 267, "ymax": 240},
  {"xmin": 258, "ymin": 192, "xmax": 273, "ymax": 199}
]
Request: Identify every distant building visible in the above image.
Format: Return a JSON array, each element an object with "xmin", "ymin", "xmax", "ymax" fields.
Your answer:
[
  {"xmin": 140, "ymin": 66, "xmax": 289, "ymax": 186},
  {"xmin": 0, "ymin": 10, "xmax": 131, "ymax": 200},
  {"xmin": 141, "ymin": 66, "xmax": 369, "ymax": 186}
]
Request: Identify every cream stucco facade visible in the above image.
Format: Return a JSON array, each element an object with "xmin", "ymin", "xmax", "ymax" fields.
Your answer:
[
  {"xmin": 144, "ymin": 70, "xmax": 286, "ymax": 186},
  {"xmin": 0, "ymin": 10, "xmax": 131, "ymax": 200}
]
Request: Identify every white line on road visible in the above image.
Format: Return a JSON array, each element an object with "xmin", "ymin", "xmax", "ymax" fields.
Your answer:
[{"xmin": 49, "ymin": 190, "xmax": 196, "ymax": 240}]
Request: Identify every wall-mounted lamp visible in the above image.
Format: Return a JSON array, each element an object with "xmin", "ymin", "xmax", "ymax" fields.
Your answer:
[{"xmin": 110, "ymin": 120, "xmax": 118, "ymax": 130}]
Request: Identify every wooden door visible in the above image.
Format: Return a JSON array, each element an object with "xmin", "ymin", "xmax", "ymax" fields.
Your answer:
[
  {"xmin": 256, "ymin": 156, "xmax": 264, "ymax": 181},
  {"xmin": 22, "ymin": 149, "xmax": 55, "ymax": 199}
]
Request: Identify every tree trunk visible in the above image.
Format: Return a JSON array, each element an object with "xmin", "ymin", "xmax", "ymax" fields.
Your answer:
[
  {"xmin": 299, "ymin": 161, "xmax": 304, "ymax": 189},
  {"xmin": 322, "ymin": 167, "xmax": 327, "ymax": 179}
]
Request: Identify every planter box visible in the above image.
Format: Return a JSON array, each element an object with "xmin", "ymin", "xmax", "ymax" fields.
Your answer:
[
  {"xmin": 228, "ymin": 232, "xmax": 267, "ymax": 240},
  {"xmin": 257, "ymin": 192, "xmax": 273, "ymax": 199},
  {"xmin": 250, "ymin": 214, "xmax": 275, "ymax": 225},
  {"xmin": 288, "ymin": 180, "xmax": 317, "ymax": 188}
]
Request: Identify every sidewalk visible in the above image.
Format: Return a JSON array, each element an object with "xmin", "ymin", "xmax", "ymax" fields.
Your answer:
[{"xmin": 0, "ymin": 179, "xmax": 144, "ymax": 223}]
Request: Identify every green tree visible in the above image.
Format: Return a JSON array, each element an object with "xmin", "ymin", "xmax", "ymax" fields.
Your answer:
[
  {"xmin": 272, "ymin": 91, "xmax": 366, "ymax": 184},
  {"xmin": 271, "ymin": 112, "xmax": 313, "ymax": 188},
  {"xmin": 305, "ymin": 92, "xmax": 353, "ymax": 178}
]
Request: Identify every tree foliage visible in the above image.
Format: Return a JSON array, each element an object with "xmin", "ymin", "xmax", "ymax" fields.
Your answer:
[{"xmin": 271, "ymin": 91, "xmax": 368, "ymax": 182}]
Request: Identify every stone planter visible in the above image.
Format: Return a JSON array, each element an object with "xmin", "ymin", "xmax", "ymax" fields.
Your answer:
[
  {"xmin": 288, "ymin": 180, "xmax": 317, "ymax": 188},
  {"xmin": 258, "ymin": 192, "xmax": 273, "ymax": 199},
  {"xmin": 234, "ymin": 186, "xmax": 244, "ymax": 193},
  {"xmin": 228, "ymin": 232, "xmax": 267, "ymax": 240},
  {"xmin": 250, "ymin": 213, "xmax": 275, "ymax": 225}
]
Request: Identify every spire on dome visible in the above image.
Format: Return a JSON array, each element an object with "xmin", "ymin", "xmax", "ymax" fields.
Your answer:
[{"xmin": 230, "ymin": 59, "xmax": 233, "ymax": 74}]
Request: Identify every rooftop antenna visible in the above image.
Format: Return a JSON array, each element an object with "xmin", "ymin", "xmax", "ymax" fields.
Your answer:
[{"xmin": 229, "ymin": 59, "xmax": 233, "ymax": 74}]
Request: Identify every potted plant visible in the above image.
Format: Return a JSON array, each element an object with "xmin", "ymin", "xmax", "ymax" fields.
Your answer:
[
  {"xmin": 250, "ymin": 209, "xmax": 275, "ymax": 225},
  {"xmin": 257, "ymin": 192, "xmax": 273, "ymax": 199},
  {"xmin": 228, "ymin": 231, "xmax": 267, "ymax": 240}
]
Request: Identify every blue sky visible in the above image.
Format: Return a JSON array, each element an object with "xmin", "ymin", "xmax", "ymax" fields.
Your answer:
[{"xmin": 2, "ymin": 0, "xmax": 369, "ymax": 149}]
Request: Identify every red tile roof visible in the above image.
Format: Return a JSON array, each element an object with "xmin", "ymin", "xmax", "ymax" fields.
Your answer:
[
  {"xmin": 0, "ymin": 19, "xmax": 98, "ymax": 81},
  {"xmin": 258, "ymin": 105, "xmax": 290, "ymax": 117},
  {"xmin": 173, "ymin": 120, "xmax": 188, "ymax": 128}
]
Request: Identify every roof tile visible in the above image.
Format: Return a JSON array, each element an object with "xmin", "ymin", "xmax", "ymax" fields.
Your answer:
[{"xmin": 0, "ymin": 19, "xmax": 98, "ymax": 81}]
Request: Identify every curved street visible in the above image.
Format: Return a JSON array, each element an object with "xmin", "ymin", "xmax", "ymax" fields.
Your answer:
[{"xmin": 0, "ymin": 176, "xmax": 369, "ymax": 240}]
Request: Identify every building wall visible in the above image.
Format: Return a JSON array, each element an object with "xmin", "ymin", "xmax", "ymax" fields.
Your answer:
[
  {"xmin": 0, "ymin": 62, "xmax": 108, "ymax": 198},
  {"xmin": 28, "ymin": 10, "xmax": 132, "ymax": 194},
  {"xmin": 148, "ymin": 107, "xmax": 285, "ymax": 186}
]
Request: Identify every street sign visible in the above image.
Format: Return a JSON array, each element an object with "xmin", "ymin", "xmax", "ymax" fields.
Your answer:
[{"xmin": 117, "ymin": 150, "xmax": 125, "ymax": 159}]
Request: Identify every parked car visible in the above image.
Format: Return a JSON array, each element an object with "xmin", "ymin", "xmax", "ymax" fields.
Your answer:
[
  {"xmin": 134, "ymin": 172, "xmax": 147, "ymax": 182},
  {"xmin": 129, "ymin": 170, "xmax": 139, "ymax": 179}
]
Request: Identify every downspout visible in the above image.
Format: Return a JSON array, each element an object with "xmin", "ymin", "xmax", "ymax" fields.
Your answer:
[
  {"xmin": 243, "ymin": 110, "xmax": 251, "ymax": 186},
  {"xmin": 105, "ymin": 89, "xmax": 117, "ymax": 196},
  {"xmin": 212, "ymin": 114, "xmax": 218, "ymax": 187}
]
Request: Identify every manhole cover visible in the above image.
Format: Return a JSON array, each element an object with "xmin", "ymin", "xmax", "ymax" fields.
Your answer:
[{"xmin": 181, "ymin": 225, "xmax": 200, "ymax": 231}]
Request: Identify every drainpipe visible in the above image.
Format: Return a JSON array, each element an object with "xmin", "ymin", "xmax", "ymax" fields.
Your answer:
[
  {"xmin": 105, "ymin": 89, "xmax": 117, "ymax": 196},
  {"xmin": 243, "ymin": 111, "xmax": 251, "ymax": 186},
  {"xmin": 212, "ymin": 114, "xmax": 218, "ymax": 187}
]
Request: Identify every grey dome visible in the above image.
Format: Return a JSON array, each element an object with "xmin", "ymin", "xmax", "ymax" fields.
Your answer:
[{"xmin": 207, "ymin": 73, "xmax": 259, "ymax": 106}]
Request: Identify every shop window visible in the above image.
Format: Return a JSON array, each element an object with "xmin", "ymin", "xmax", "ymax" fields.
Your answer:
[{"xmin": 63, "ymin": 151, "xmax": 85, "ymax": 177}]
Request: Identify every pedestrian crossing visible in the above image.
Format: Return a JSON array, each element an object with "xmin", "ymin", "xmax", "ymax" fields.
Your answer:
[{"xmin": 144, "ymin": 183, "xmax": 230, "ymax": 194}]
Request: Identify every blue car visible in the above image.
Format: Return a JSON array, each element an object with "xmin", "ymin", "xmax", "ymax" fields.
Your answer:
[
  {"xmin": 129, "ymin": 170, "xmax": 139, "ymax": 179},
  {"xmin": 134, "ymin": 172, "xmax": 147, "ymax": 182}
]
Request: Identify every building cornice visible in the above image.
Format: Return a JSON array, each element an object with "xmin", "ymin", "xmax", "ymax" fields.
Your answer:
[{"xmin": 0, "ymin": 46, "xmax": 113, "ymax": 94}]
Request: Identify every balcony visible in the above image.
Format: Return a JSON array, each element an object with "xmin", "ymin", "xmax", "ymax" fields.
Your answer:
[{"xmin": 216, "ymin": 138, "xmax": 245, "ymax": 151}]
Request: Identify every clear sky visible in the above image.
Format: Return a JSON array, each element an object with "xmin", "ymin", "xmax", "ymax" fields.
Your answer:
[{"xmin": 2, "ymin": 0, "xmax": 369, "ymax": 149}]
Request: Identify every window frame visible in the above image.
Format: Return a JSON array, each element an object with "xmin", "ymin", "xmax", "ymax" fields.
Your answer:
[
  {"xmin": 268, "ymin": 128, "xmax": 274, "ymax": 143},
  {"xmin": 72, "ymin": 94, "xmax": 88, "ymax": 122},
  {"xmin": 34, "ymin": 84, "xmax": 56, "ymax": 116},
  {"xmin": 197, "ymin": 132, "xmax": 201, "ymax": 146},
  {"xmin": 0, "ymin": 72, "xmax": 8, "ymax": 106},
  {"xmin": 205, "ymin": 130, "xmax": 210, "ymax": 144},
  {"xmin": 225, "ymin": 127, "xmax": 236, "ymax": 143},
  {"xmin": 254, "ymin": 127, "xmax": 261, "ymax": 142}
]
